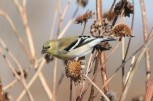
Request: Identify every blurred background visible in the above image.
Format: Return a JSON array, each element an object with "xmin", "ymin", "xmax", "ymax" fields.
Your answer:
[{"xmin": 0, "ymin": 0, "xmax": 153, "ymax": 101}]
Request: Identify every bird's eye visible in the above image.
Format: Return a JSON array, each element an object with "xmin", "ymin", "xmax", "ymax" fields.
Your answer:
[
  {"xmin": 47, "ymin": 46, "xmax": 50, "ymax": 49},
  {"xmin": 43, "ymin": 46, "xmax": 50, "ymax": 49}
]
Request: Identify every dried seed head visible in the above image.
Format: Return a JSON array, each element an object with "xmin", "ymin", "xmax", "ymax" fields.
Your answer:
[
  {"xmin": 112, "ymin": 24, "xmax": 133, "ymax": 38},
  {"xmin": 103, "ymin": 11, "xmax": 116, "ymax": 21},
  {"xmin": 90, "ymin": 19, "xmax": 113, "ymax": 37},
  {"xmin": 77, "ymin": 0, "xmax": 88, "ymax": 7},
  {"xmin": 65, "ymin": 60, "xmax": 82, "ymax": 83},
  {"xmin": 114, "ymin": 1, "xmax": 134, "ymax": 17},
  {"xmin": 101, "ymin": 90, "xmax": 118, "ymax": 101},
  {"xmin": 75, "ymin": 10, "xmax": 95, "ymax": 24},
  {"xmin": 101, "ymin": 42, "xmax": 111, "ymax": 50}
]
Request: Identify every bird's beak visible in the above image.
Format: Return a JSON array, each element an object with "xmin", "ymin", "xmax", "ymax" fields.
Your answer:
[{"xmin": 41, "ymin": 49, "xmax": 46, "ymax": 54}]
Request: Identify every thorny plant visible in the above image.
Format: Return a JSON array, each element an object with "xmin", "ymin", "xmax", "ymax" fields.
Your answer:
[{"xmin": 0, "ymin": 0, "xmax": 153, "ymax": 101}]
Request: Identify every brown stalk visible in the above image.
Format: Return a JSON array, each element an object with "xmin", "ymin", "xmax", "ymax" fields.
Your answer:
[
  {"xmin": 140, "ymin": 0, "xmax": 151, "ymax": 82},
  {"xmin": 120, "ymin": 28, "xmax": 153, "ymax": 101},
  {"xmin": 100, "ymin": 52, "xmax": 109, "ymax": 92},
  {"xmin": 88, "ymin": 54, "xmax": 100, "ymax": 101},
  {"xmin": 70, "ymin": 79, "xmax": 73, "ymax": 101},
  {"xmin": 109, "ymin": 0, "xmax": 116, "ymax": 13},
  {"xmin": 96, "ymin": 0, "xmax": 102, "ymax": 21},
  {"xmin": 83, "ymin": 75, "xmax": 110, "ymax": 101},
  {"xmin": 77, "ymin": 54, "xmax": 94, "ymax": 101},
  {"xmin": 145, "ymin": 80, "xmax": 153, "ymax": 101},
  {"xmin": 84, "ymin": 42, "xmax": 120, "ymax": 98},
  {"xmin": 102, "ymin": 27, "xmax": 153, "ymax": 90},
  {"xmin": 96, "ymin": 0, "xmax": 109, "ymax": 93},
  {"xmin": 121, "ymin": 0, "xmax": 135, "ymax": 90}
]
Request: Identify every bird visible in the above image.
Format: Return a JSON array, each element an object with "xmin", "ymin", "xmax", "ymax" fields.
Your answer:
[{"xmin": 41, "ymin": 36, "xmax": 116, "ymax": 60}]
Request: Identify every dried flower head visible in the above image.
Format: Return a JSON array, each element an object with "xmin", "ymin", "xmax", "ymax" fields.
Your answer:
[
  {"xmin": 77, "ymin": 0, "xmax": 88, "ymax": 7},
  {"xmin": 65, "ymin": 60, "xmax": 82, "ymax": 83},
  {"xmin": 101, "ymin": 90, "xmax": 118, "ymax": 101},
  {"xmin": 112, "ymin": 24, "xmax": 133, "ymax": 39},
  {"xmin": 75, "ymin": 10, "xmax": 95, "ymax": 25},
  {"xmin": 100, "ymin": 42, "xmax": 112, "ymax": 50},
  {"xmin": 114, "ymin": 1, "xmax": 134, "ymax": 17},
  {"xmin": 103, "ymin": 11, "xmax": 116, "ymax": 21},
  {"xmin": 90, "ymin": 19, "xmax": 113, "ymax": 37}
]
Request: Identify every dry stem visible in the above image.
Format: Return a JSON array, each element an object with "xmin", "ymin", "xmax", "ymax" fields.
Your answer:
[{"xmin": 140, "ymin": 0, "xmax": 151, "ymax": 82}]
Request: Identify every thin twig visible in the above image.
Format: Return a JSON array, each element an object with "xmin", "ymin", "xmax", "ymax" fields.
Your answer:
[
  {"xmin": 140, "ymin": 0, "xmax": 151, "ymax": 82},
  {"xmin": 102, "ymin": 28, "xmax": 153, "ymax": 89},
  {"xmin": 52, "ymin": 58, "xmax": 58, "ymax": 101},
  {"xmin": 0, "ymin": 48, "xmax": 34, "ymax": 101},
  {"xmin": 12, "ymin": 0, "xmax": 36, "ymax": 63},
  {"xmin": 100, "ymin": 52, "xmax": 109, "ymax": 92},
  {"xmin": 17, "ymin": 59, "xmax": 46, "ymax": 101},
  {"xmin": 57, "ymin": 0, "xmax": 72, "ymax": 35},
  {"xmin": 49, "ymin": 0, "xmax": 61, "ymax": 39},
  {"xmin": 120, "ymin": 28, "xmax": 153, "ymax": 101},
  {"xmin": 121, "ymin": 37, "xmax": 125, "ymax": 90},
  {"xmin": 56, "ymin": 73, "xmax": 65, "ymax": 94},
  {"xmin": 0, "ymin": 10, "xmax": 33, "ymax": 64},
  {"xmin": 3, "ymin": 79, "xmax": 17, "ymax": 91},
  {"xmin": 109, "ymin": 0, "xmax": 116, "ymax": 13},
  {"xmin": 81, "ymin": 21, "xmax": 87, "ymax": 35},
  {"xmin": 88, "ymin": 54, "xmax": 99, "ymax": 101},
  {"xmin": 83, "ymin": 75, "xmax": 110, "ymax": 101},
  {"xmin": 124, "ymin": 56, "xmax": 136, "ymax": 85},
  {"xmin": 70, "ymin": 79, "xmax": 73, "ymax": 101}
]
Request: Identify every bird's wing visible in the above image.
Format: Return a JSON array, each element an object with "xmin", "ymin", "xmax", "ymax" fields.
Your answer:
[
  {"xmin": 57, "ymin": 36, "xmax": 79, "ymax": 53},
  {"xmin": 63, "ymin": 36, "xmax": 96, "ymax": 51}
]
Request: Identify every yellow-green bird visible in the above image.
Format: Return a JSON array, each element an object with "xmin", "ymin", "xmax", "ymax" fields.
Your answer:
[{"xmin": 41, "ymin": 36, "xmax": 116, "ymax": 60}]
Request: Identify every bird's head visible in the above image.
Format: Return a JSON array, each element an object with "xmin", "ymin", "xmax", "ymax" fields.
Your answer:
[{"xmin": 41, "ymin": 40, "xmax": 54, "ymax": 55}]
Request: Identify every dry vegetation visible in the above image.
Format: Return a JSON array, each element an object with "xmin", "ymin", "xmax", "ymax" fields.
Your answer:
[{"xmin": 0, "ymin": 0, "xmax": 153, "ymax": 101}]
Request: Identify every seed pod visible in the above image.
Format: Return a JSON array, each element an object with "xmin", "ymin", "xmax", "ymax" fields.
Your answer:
[
  {"xmin": 114, "ymin": 1, "xmax": 134, "ymax": 17},
  {"xmin": 112, "ymin": 24, "xmax": 133, "ymax": 37},
  {"xmin": 65, "ymin": 60, "xmax": 82, "ymax": 83},
  {"xmin": 75, "ymin": 10, "xmax": 95, "ymax": 24},
  {"xmin": 90, "ymin": 19, "xmax": 113, "ymax": 37}
]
